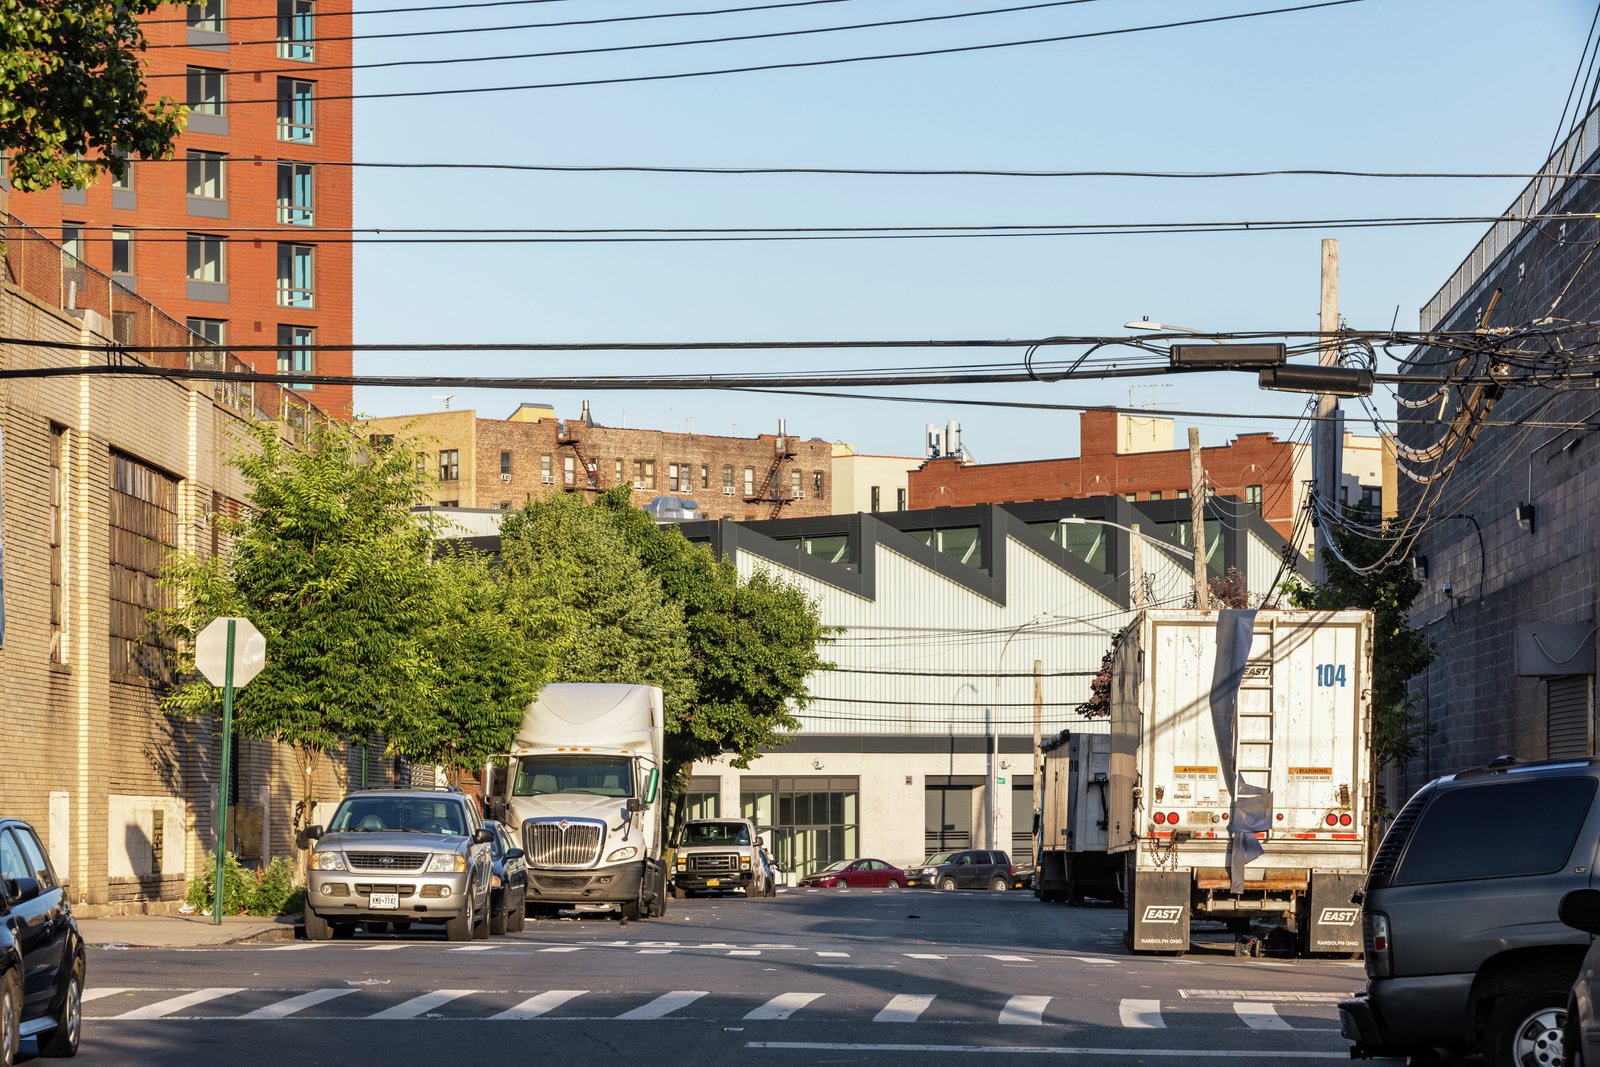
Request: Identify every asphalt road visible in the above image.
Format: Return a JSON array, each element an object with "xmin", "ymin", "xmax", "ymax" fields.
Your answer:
[{"xmin": 45, "ymin": 888, "xmax": 1367, "ymax": 1066}]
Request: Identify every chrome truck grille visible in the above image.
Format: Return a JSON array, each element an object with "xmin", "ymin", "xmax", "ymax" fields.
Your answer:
[
  {"xmin": 524, "ymin": 819, "xmax": 605, "ymax": 868},
  {"xmin": 687, "ymin": 852, "xmax": 739, "ymax": 873}
]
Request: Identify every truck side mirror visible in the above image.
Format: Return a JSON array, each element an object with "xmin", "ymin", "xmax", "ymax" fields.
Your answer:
[
  {"xmin": 483, "ymin": 759, "xmax": 507, "ymax": 798},
  {"xmin": 626, "ymin": 797, "xmax": 645, "ymax": 813},
  {"xmin": 644, "ymin": 767, "xmax": 660, "ymax": 805}
]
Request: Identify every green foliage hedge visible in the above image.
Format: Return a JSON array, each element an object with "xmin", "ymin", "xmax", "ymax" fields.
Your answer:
[{"xmin": 186, "ymin": 853, "xmax": 305, "ymax": 916}]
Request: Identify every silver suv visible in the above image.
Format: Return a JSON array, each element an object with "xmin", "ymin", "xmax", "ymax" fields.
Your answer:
[{"xmin": 299, "ymin": 787, "xmax": 494, "ymax": 942}]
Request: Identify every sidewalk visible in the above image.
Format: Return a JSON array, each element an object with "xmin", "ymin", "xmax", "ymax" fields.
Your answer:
[{"xmin": 76, "ymin": 913, "xmax": 300, "ymax": 949}]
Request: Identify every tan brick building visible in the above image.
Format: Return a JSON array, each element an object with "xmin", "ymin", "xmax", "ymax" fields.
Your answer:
[
  {"xmin": 1, "ymin": 241, "xmax": 387, "ymax": 908},
  {"xmin": 361, "ymin": 404, "xmax": 835, "ymax": 521}
]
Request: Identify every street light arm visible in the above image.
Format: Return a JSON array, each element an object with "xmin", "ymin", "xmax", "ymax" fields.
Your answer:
[{"xmin": 1062, "ymin": 516, "xmax": 1196, "ymax": 564}]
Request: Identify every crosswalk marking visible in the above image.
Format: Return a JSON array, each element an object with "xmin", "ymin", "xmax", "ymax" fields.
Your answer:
[
  {"xmin": 450, "ymin": 944, "xmax": 499, "ymax": 952},
  {"xmin": 745, "ymin": 993, "xmax": 824, "ymax": 1020},
  {"xmin": 615, "ymin": 991, "xmax": 708, "ymax": 1020},
  {"xmin": 360, "ymin": 944, "xmax": 409, "ymax": 951},
  {"xmin": 1119, "ymin": 999, "xmax": 1165, "ymax": 1029},
  {"xmin": 815, "ymin": 951, "xmax": 850, "ymax": 958},
  {"xmin": 637, "ymin": 949, "xmax": 674, "ymax": 955},
  {"xmin": 368, "ymin": 990, "xmax": 476, "ymax": 1020},
  {"xmin": 82, "ymin": 988, "xmax": 129, "ymax": 1004},
  {"xmin": 874, "ymin": 994, "xmax": 935, "ymax": 1023},
  {"xmin": 999, "ymin": 995, "xmax": 1051, "ymax": 1026},
  {"xmin": 490, "ymin": 990, "xmax": 587, "ymax": 1020},
  {"xmin": 242, "ymin": 989, "xmax": 358, "ymax": 1019},
  {"xmin": 727, "ymin": 950, "xmax": 761, "ymax": 956},
  {"xmin": 1235, "ymin": 1002, "xmax": 1291, "ymax": 1030},
  {"xmin": 540, "ymin": 946, "xmax": 583, "ymax": 953},
  {"xmin": 905, "ymin": 953, "xmax": 947, "ymax": 960},
  {"xmin": 988, "ymin": 955, "xmax": 1032, "ymax": 962},
  {"xmin": 265, "ymin": 944, "xmax": 315, "ymax": 952},
  {"xmin": 1071, "ymin": 957, "xmax": 1116, "ymax": 965},
  {"xmin": 113, "ymin": 988, "xmax": 246, "ymax": 1020}
]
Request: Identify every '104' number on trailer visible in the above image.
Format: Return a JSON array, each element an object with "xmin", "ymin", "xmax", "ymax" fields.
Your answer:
[{"xmin": 1316, "ymin": 663, "xmax": 1348, "ymax": 687}]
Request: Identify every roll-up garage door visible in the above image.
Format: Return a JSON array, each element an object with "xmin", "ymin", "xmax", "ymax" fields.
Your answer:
[{"xmin": 1548, "ymin": 675, "xmax": 1593, "ymax": 758}]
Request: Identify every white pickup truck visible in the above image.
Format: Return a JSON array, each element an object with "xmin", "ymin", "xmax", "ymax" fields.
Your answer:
[{"xmin": 670, "ymin": 818, "xmax": 775, "ymax": 898}]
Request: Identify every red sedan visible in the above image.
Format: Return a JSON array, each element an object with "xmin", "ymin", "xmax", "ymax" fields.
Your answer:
[{"xmin": 799, "ymin": 858, "xmax": 906, "ymax": 889}]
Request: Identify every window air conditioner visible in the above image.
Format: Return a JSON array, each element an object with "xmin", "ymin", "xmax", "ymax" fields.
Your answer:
[
  {"xmin": 795, "ymin": 490, "xmax": 806, "ymax": 499},
  {"xmin": 634, "ymin": 480, "xmax": 646, "ymax": 489},
  {"xmin": 500, "ymin": 473, "xmax": 512, "ymax": 482},
  {"xmin": 722, "ymin": 486, "xmax": 736, "ymax": 496},
  {"xmin": 540, "ymin": 474, "xmax": 555, "ymax": 484}
]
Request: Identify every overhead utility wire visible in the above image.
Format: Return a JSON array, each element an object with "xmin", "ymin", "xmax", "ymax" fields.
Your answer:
[
  {"xmin": 213, "ymin": 0, "xmax": 1368, "ymax": 103},
  {"xmin": 143, "ymin": 0, "xmax": 584, "ymax": 23}
]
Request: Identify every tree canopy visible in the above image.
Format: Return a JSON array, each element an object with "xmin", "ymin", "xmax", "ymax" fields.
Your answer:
[{"xmin": 0, "ymin": 0, "xmax": 188, "ymax": 191}]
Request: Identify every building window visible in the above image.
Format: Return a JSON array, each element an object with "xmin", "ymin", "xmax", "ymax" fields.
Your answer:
[
  {"xmin": 743, "ymin": 467, "xmax": 755, "ymax": 496},
  {"xmin": 499, "ymin": 501, "xmax": 511, "ymax": 511},
  {"xmin": 111, "ymin": 156, "xmax": 132, "ymax": 191},
  {"xmin": 790, "ymin": 470, "xmax": 801, "ymax": 498},
  {"xmin": 1149, "ymin": 490, "xmax": 1163, "ymax": 501},
  {"xmin": 870, "ymin": 486, "xmax": 880, "ymax": 512},
  {"xmin": 49, "ymin": 425, "xmax": 67, "ymax": 663},
  {"xmin": 563, "ymin": 456, "xmax": 575, "ymax": 486},
  {"xmin": 1245, "ymin": 484, "xmax": 1263, "ymax": 512},
  {"xmin": 61, "ymin": 223, "xmax": 84, "ymax": 262},
  {"xmin": 897, "ymin": 487, "xmax": 906, "ymax": 510},
  {"xmin": 438, "ymin": 500, "xmax": 458, "ymax": 508},
  {"xmin": 187, "ymin": 150, "xmax": 225, "ymax": 200},
  {"xmin": 633, "ymin": 459, "xmax": 656, "ymax": 490},
  {"xmin": 700, "ymin": 465, "xmax": 709, "ymax": 489},
  {"xmin": 722, "ymin": 465, "xmax": 734, "ymax": 488},
  {"xmin": 188, "ymin": 0, "xmax": 223, "ymax": 32},
  {"xmin": 500, "ymin": 451, "xmax": 511, "ymax": 477},
  {"xmin": 813, "ymin": 471, "xmax": 823, "ymax": 496},
  {"xmin": 109, "ymin": 452, "xmax": 177, "ymax": 680},
  {"xmin": 277, "ymin": 324, "xmax": 314, "ymax": 390},
  {"xmin": 438, "ymin": 449, "xmax": 459, "ymax": 482},
  {"xmin": 187, "ymin": 67, "xmax": 225, "ymax": 115},
  {"xmin": 277, "ymin": 0, "xmax": 314, "ymax": 60},
  {"xmin": 1360, "ymin": 485, "xmax": 1381, "ymax": 512},
  {"xmin": 187, "ymin": 234, "xmax": 225, "ymax": 282},
  {"xmin": 277, "ymin": 161, "xmax": 313, "ymax": 224},
  {"xmin": 110, "ymin": 228, "xmax": 132, "ymax": 275},
  {"xmin": 740, "ymin": 776, "xmax": 859, "ymax": 879},
  {"xmin": 540, "ymin": 454, "xmax": 552, "ymax": 483},
  {"xmin": 276, "ymin": 242, "xmax": 313, "ymax": 307},
  {"xmin": 614, "ymin": 458, "xmax": 623, "ymax": 485},
  {"xmin": 1123, "ymin": 492, "xmax": 1137, "ymax": 503},
  {"xmin": 667, "ymin": 463, "xmax": 680, "ymax": 492},
  {"xmin": 276, "ymin": 78, "xmax": 315, "ymax": 142},
  {"xmin": 1176, "ymin": 489, "xmax": 1189, "ymax": 500},
  {"xmin": 187, "ymin": 318, "xmax": 226, "ymax": 347}
]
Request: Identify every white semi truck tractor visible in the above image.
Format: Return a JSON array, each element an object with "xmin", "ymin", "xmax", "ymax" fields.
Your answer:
[{"xmin": 483, "ymin": 683, "xmax": 668, "ymax": 921}]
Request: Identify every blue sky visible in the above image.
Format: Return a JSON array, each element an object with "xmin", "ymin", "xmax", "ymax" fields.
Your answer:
[{"xmin": 350, "ymin": 0, "xmax": 1589, "ymax": 462}]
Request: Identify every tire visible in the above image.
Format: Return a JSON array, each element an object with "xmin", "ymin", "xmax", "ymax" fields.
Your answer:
[
  {"xmin": 1, "ymin": 968, "xmax": 20, "ymax": 1067},
  {"xmin": 472, "ymin": 892, "xmax": 491, "ymax": 939},
  {"xmin": 508, "ymin": 893, "xmax": 527, "ymax": 932},
  {"xmin": 490, "ymin": 892, "xmax": 509, "ymax": 936},
  {"xmin": 445, "ymin": 899, "xmax": 473, "ymax": 942},
  {"xmin": 835, "ymin": 879, "xmax": 849, "ymax": 889},
  {"xmin": 39, "ymin": 955, "xmax": 82, "ymax": 1058},
  {"xmin": 939, "ymin": 876, "xmax": 957, "ymax": 891},
  {"xmin": 989, "ymin": 877, "xmax": 1009, "ymax": 892},
  {"xmin": 304, "ymin": 908, "xmax": 333, "ymax": 941},
  {"xmin": 1483, "ymin": 984, "xmax": 1568, "ymax": 1067},
  {"xmin": 886, "ymin": 879, "xmax": 900, "ymax": 889},
  {"xmin": 621, "ymin": 876, "xmax": 645, "ymax": 922}
]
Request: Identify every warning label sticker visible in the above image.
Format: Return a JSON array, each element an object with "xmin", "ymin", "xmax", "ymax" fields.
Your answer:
[
  {"xmin": 1288, "ymin": 766, "xmax": 1334, "ymax": 779},
  {"xmin": 1174, "ymin": 766, "xmax": 1218, "ymax": 779}
]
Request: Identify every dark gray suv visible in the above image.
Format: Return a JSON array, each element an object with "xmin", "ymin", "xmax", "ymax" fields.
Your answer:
[
  {"xmin": 1340, "ymin": 755, "xmax": 1600, "ymax": 1066},
  {"xmin": 907, "ymin": 850, "xmax": 1014, "ymax": 891}
]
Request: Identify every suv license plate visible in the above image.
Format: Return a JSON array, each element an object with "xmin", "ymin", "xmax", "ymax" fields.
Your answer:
[
  {"xmin": 370, "ymin": 893, "xmax": 399, "ymax": 910},
  {"xmin": 706, "ymin": 878, "xmax": 720, "ymax": 887}
]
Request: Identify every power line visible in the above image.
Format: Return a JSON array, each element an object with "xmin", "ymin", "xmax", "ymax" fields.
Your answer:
[{"xmin": 144, "ymin": 0, "xmax": 584, "ymax": 23}]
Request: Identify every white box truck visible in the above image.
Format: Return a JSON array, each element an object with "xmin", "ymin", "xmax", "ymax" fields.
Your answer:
[
  {"xmin": 1111, "ymin": 609, "xmax": 1372, "ymax": 956},
  {"xmin": 1034, "ymin": 728, "xmax": 1122, "ymax": 906},
  {"xmin": 483, "ymin": 683, "xmax": 668, "ymax": 922}
]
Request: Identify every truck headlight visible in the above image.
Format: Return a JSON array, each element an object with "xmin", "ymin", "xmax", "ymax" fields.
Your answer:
[
  {"xmin": 312, "ymin": 851, "xmax": 345, "ymax": 871},
  {"xmin": 425, "ymin": 853, "xmax": 468, "ymax": 873},
  {"xmin": 675, "ymin": 857, "xmax": 686, "ymax": 868},
  {"xmin": 741, "ymin": 857, "xmax": 751, "ymax": 868},
  {"xmin": 607, "ymin": 846, "xmax": 639, "ymax": 862}
]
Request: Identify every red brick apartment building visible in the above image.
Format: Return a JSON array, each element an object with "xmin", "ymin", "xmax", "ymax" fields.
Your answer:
[
  {"xmin": 909, "ymin": 408, "xmax": 1304, "ymax": 544},
  {"xmin": 362, "ymin": 403, "xmax": 836, "ymax": 521},
  {"xmin": 6, "ymin": 0, "xmax": 354, "ymax": 420}
]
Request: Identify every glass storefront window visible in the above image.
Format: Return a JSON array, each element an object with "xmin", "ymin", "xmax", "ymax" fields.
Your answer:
[{"xmin": 741, "ymin": 776, "xmax": 859, "ymax": 878}]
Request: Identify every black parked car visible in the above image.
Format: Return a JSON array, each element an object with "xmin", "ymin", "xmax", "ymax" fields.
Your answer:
[
  {"xmin": 486, "ymin": 821, "xmax": 527, "ymax": 935},
  {"xmin": 906, "ymin": 849, "xmax": 1015, "ymax": 891},
  {"xmin": 1, "ymin": 817, "xmax": 84, "ymax": 1065}
]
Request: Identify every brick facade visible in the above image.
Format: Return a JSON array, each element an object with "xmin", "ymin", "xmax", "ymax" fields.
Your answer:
[
  {"xmin": 362, "ymin": 407, "xmax": 836, "ymax": 521},
  {"xmin": 908, "ymin": 409, "xmax": 1301, "ymax": 544},
  {"xmin": 5, "ymin": 0, "xmax": 355, "ymax": 420}
]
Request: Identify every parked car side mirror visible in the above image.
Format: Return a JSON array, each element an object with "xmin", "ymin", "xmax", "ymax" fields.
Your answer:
[
  {"xmin": 472, "ymin": 827, "xmax": 494, "ymax": 846},
  {"xmin": 505, "ymin": 848, "xmax": 525, "ymax": 862},
  {"xmin": 295, "ymin": 825, "xmax": 323, "ymax": 850},
  {"xmin": 2, "ymin": 877, "xmax": 40, "ymax": 906},
  {"xmin": 1560, "ymin": 888, "xmax": 1600, "ymax": 934}
]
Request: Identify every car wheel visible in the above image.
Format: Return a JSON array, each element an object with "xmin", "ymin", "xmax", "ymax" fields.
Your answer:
[
  {"xmin": 989, "ymin": 877, "xmax": 1010, "ymax": 892},
  {"xmin": 445, "ymin": 899, "xmax": 473, "ymax": 942},
  {"xmin": 886, "ymin": 879, "xmax": 900, "ymax": 889},
  {"xmin": 835, "ymin": 879, "xmax": 849, "ymax": 889},
  {"xmin": 1, "ymin": 968, "xmax": 21, "ymax": 1067},
  {"xmin": 939, "ymin": 876, "xmax": 957, "ymax": 891},
  {"xmin": 39, "ymin": 955, "xmax": 82, "ymax": 1058},
  {"xmin": 1484, "ymin": 984, "xmax": 1568, "ymax": 1067},
  {"xmin": 508, "ymin": 893, "xmax": 527, "ymax": 932},
  {"xmin": 490, "ymin": 894, "xmax": 509, "ymax": 936},
  {"xmin": 472, "ymin": 895, "xmax": 491, "ymax": 940},
  {"xmin": 303, "ymin": 908, "xmax": 333, "ymax": 941}
]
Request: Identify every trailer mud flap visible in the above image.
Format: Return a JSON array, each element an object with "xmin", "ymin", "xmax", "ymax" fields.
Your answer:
[
  {"xmin": 1128, "ymin": 868, "xmax": 1190, "ymax": 953},
  {"xmin": 1305, "ymin": 871, "xmax": 1365, "ymax": 955}
]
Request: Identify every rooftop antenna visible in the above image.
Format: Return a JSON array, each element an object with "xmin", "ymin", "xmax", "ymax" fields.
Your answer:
[{"xmin": 431, "ymin": 394, "xmax": 455, "ymax": 411}]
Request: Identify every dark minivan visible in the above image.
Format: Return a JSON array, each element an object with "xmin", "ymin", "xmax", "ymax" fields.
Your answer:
[
  {"xmin": 1, "ymin": 817, "xmax": 84, "ymax": 1065},
  {"xmin": 1340, "ymin": 756, "xmax": 1600, "ymax": 1066},
  {"xmin": 907, "ymin": 850, "xmax": 1014, "ymax": 891}
]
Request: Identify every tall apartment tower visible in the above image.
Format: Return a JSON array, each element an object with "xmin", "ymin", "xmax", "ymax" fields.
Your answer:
[{"xmin": 6, "ymin": 0, "xmax": 354, "ymax": 421}]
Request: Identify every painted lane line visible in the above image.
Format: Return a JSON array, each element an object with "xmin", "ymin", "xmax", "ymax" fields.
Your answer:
[
  {"xmin": 874, "ymin": 994, "xmax": 936, "ymax": 1023},
  {"xmin": 815, "ymin": 951, "xmax": 850, "ymax": 958},
  {"xmin": 1178, "ymin": 990, "xmax": 1349, "ymax": 1003},
  {"xmin": 360, "ymin": 944, "xmax": 409, "ymax": 951},
  {"xmin": 905, "ymin": 953, "xmax": 947, "ymax": 960},
  {"xmin": 1234, "ymin": 1002, "xmax": 1292, "ymax": 1030},
  {"xmin": 112, "ymin": 988, "xmax": 246, "ymax": 1020},
  {"xmin": 368, "ymin": 989, "xmax": 476, "ymax": 1020},
  {"xmin": 988, "ymin": 955, "xmax": 1032, "ymax": 962},
  {"xmin": 264, "ymin": 944, "xmax": 316, "ymax": 951},
  {"xmin": 540, "ymin": 946, "xmax": 583, "ymax": 953},
  {"xmin": 637, "ymin": 949, "xmax": 674, "ymax": 955},
  {"xmin": 450, "ymin": 944, "xmax": 500, "ymax": 952},
  {"xmin": 242, "ymin": 988, "xmax": 358, "ymax": 1019},
  {"xmin": 1070, "ymin": 957, "xmax": 1116, "ymax": 964},
  {"xmin": 82, "ymin": 988, "xmax": 130, "ymax": 1004},
  {"xmin": 746, "ymin": 1042, "xmax": 1346, "ymax": 1058},
  {"xmin": 615, "ymin": 991, "xmax": 709, "ymax": 1020},
  {"xmin": 491, "ymin": 990, "xmax": 587, "ymax": 1020},
  {"xmin": 727, "ymin": 950, "xmax": 761, "ymax": 956},
  {"xmin": 998, "ymin": 995, "xmax": 1051, "ymax": 1026},
  {"xmin": 1119, "ymin": 998, "xmax": 1165, "ymax": 1029},
  {"xmin": 745, "ymin": 992, "xmax": 825, "ymax": 1020}
]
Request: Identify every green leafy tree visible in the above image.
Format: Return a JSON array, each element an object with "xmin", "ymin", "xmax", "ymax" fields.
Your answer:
[
  {"xmin": 0, "ymin": 0, "xmax": 188, "ymax": 191},
  {"xmin": 1284, "ymin": 521, "xmax": 1435, "ymax": 771}
]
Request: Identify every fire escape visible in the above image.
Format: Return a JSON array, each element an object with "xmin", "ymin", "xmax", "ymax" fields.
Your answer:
[
  {"xmin": 745, "ymin": 421, "xmax": 799, "ymax": 519},
  {"xmin": 556, "ymin": 401, "xmax": 601, "ymax": 492}
]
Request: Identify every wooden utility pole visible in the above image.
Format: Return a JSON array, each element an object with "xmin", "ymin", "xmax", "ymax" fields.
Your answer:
[
  {"xmin": 1314, "ymin": 238, "xmax": 1341, "ymax": 583},
  {"xmin": 1130, "ymin": 522, "xmax": 1146, "ymax": 609},
  {"xmin": 1188, "ymin": 428, "xmax": 1210, "ymax": 610}
]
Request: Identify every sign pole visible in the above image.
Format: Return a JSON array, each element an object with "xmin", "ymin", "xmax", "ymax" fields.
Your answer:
[{"xmin": 213, "ymin": 620, "xmax": 236, "ymax": 925}]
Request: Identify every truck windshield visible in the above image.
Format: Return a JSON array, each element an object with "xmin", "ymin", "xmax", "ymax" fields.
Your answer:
[
  {"xmin": 680, "ymin": 822, "xmax": 752, "ymax": 846},
  {"xmin": 513, "ymin": 755, "xmax": 633, "ymax": 798}
]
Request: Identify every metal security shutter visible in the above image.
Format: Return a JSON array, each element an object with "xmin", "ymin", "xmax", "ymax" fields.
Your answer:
[{"xmin": 1548, "ymin": 675, "xmax": 1593, "ymax": 758}]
